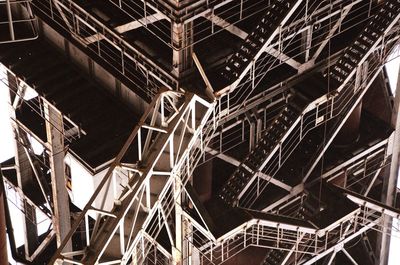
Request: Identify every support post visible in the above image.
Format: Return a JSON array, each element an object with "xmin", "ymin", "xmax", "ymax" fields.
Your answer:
[
  {"xmin": 172, "ymin": 22, "xmax": 193, "ymax": 78},
  {"xmin": 44, "ymin": 103, "xmax": 72, "ymax": 253},
  {"xmin": 375, "ymin": 59, "xmax": 400, "ymax": 265},
  {"xmin": 173, "ymin": 175, "xmax": 183, "ymax": 265},
  {"xmin": 0, "ymin": 169, "xmax": 8, "ymax": 265}
]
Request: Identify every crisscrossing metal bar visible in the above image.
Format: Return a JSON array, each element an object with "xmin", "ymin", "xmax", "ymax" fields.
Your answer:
[{"xmin": 0, "ymin": 0, "xmax": 38, "ymax": 43}]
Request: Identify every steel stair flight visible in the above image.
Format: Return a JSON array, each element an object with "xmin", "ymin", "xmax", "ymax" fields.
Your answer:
[
  {"xmin": 219, "ymin": 0, "xmax": 400, "ymax": 208},
  {"xmin": 221, "ymin": 0, "xmax": 303, "ymax": 92}
]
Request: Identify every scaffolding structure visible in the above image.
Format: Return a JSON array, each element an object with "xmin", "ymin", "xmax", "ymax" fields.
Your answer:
[{"xmin": 1, "ymin": 0, "xmax": 400, "ymax": 265}]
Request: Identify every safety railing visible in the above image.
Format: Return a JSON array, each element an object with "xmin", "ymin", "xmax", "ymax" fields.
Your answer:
[
  {"xmin": 0, "ymin": 63, "xmax": 84, "ymax": 143},
  {"xmin": 300, "ymin": 61, "xmax": 396, "ymax": 182},
  {"xmin": 185, "ymin": 195, "xmax": 397, "ymax": 265},
  {"xmin": 123, "ymin": 0, "xmax": 229, "ymax": 22},
  {"xmin": 32, "ymin": 0, "xmax": 178, "ymax": 101},
  {"xmin": 0, "ymin": 0, "xmax": 38, "ymax": 43},
  {"xmin": 262, "ymin": 137, "xmax": 391, "ymax": 215},
  {"xmin": 129, "ymin": 231, "xmax": 173, "ymax": 265},
  {"xmin": 200, "ymin": 96, "xmax": 286, "ymax": 165},
  {"xmin": 329, "ymin": 147, "xmax": 388, "ymax": 189},
  {"xmin": 216, "ymin": 0, "xmax": 375, "ymax": 122},
  {"xmin": 237, "ymin": 21, "xmax": 400, "ymax": 208},
  {"xmin": 108, "ymin": 0, "xmax": 273, "ymax": 49}
]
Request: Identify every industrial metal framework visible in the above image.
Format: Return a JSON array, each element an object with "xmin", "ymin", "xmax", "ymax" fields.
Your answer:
[{"xmin": 1, "ymin": 0, "xmax": 400, "ymax": 265}]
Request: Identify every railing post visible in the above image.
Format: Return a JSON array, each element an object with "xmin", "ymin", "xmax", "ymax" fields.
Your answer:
[{"xmin": 300, "ymin": 114, "xmax": 303, "ymax": 139}]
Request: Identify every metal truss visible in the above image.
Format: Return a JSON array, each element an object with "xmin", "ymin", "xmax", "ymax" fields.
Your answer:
[
  {"xmin": 4, "ymin": 1, "xmax": 400, "ymax": 265},
  {"xmin": 49, "ymin": 89, "xmax": 215, "ymax": 264},
  {"xmin": 0, "ymin": 0, "xmax": 38, "ymax": 43}
]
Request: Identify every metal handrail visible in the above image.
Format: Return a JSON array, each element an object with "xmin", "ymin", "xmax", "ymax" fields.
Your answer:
[
  {"xmin": 235, "ymin": 4, "xmax": 400, "ymax": 205},
  {"xmin": 239, "ymin": 50, "xmax": 390, "ymax": 208},
  {"xmin": 0, "ymin": 64, "xmax": 83, "ymax": 143},
  {"xmin": 0, "ymin": 0, "xmax": 38, "ymax": 44},
  {"xmin": 32, "ymin": 0, "xmax": 178, "ymax": 98},
  {"xmin": 215, "ymin": 0, "xmax": 378, "ymax": 123}
]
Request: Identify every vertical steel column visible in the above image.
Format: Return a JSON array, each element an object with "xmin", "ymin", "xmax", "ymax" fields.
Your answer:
[
  {"xmin": 44, "ymin": 103, "xmax": 72, "ymax": 254},
  {"xmin": 173, "ymin": 174, "xmax": 183, "ymax": 265},
  {"xmin": 375, "ymin": 61, "xmax": 400, "ymax": 265},
  {"xmin": 172, "ymin": 21, "xmax": 194, "ymax": 78},
  {"xmin": 5, "ymin": 0, "xmax": 15, "ymax": 41},
  {"xmin": 0, "ymin": 174, "xmax": 8, "ymax": 265},
  {"xmin": 301, "ymin": 26, "xmax": 312, "ymax": 64}
]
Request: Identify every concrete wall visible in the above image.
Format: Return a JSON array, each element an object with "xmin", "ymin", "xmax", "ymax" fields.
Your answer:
[{"xmin": 65, "ymin": 153, "xmax": 131, "ymax": 218}]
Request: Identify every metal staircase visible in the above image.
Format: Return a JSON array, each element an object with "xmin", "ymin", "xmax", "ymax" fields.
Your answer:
[
  {"xmin": 221, "ymin": 0, "xmax": 302, "ymax": 92},
  {"xmin": 189, "ymin": 186, "xmax": 398, "ymax": 265},
  {"xmin": 300, "ymin": 0, "xmax": 400, "ymax": 183},
  {"xmin": 219, "ymin": 0, "xmax": 400, "ymax": 208},
  {"xmin": 2, "ymin": 0, "xmax": 399, "ymax": 264},
  {"xmin": 261, "ymin": 193, "xmax": 322, "ymax": 265},
  {"xmin": 327, "ymin": 0, "xmax": 400, "ymax": 88},
  {"xmin": 219, "ymin": 96, "xmax": 306, "ymax": 206}
]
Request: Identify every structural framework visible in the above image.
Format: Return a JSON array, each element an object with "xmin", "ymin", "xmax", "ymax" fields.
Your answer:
[{"xmin": 1, "ymin": 0, "xmax": 400, "ymax": 264}]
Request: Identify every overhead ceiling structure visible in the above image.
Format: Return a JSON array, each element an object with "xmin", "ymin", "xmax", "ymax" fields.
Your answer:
[{"xmin": 1, "ymin": 0, "xmax": 400, "ymax": 265}]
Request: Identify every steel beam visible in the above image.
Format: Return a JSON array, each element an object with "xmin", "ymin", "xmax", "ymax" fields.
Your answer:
[
  {"xmin": 205, "ymin": 147, "xmax": 240, "ymax": 167},
  {"xmin": 301, "ymin": 219, "xmax": 380, "ymax": 265},
  {"xmin": 50, "ymin": 90, "xmax": 215, "ymax": 264},
  {"xmin": 84, "ymin": 13, "xmax": 166, "ymax": 44},
  {"xmin": 304, "ymin": 5, "xmax": 353, "ymax": 70},
  {"xmin": 342, "ymin": 248, "xmax": 359, "ymax": 265}
]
